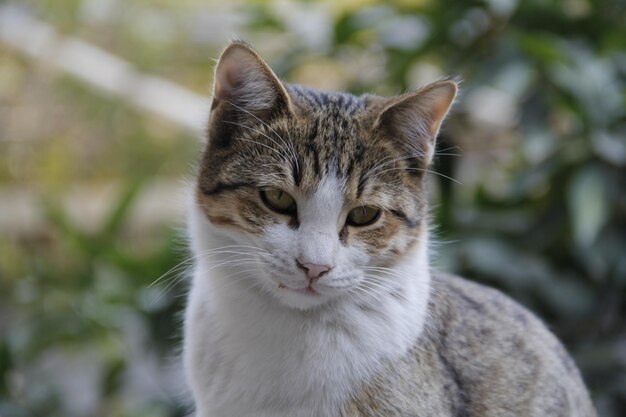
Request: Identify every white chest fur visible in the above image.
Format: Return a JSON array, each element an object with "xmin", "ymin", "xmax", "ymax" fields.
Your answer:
[{"xmin": 183, "ymin": 205, "xmax": 431, "ymax": 417}]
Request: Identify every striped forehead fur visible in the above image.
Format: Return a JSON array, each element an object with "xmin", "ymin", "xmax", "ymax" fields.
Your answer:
[
  {"xmin": 198, "ymin": 87, "xmax": 425, "ymax": 262},
  {"xmin": 202, "ymin": 85, "xmax": 427, "ymax": 192}
]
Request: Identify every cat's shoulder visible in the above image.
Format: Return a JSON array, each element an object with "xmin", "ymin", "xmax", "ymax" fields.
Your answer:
[
  {"xmin": 419, "ymin": 272, "xmax": 594, "ymax": 415},
  {"xmin": 344, "ymin": 273, "xmax": 596, "ymax": 416},
  {"xmin": 425, "ymin": 272, "xmax": 570, "ymax": 365},
  {"xmin": 428, "ymin": 272, "xmax": 538, "ymax": 330}
]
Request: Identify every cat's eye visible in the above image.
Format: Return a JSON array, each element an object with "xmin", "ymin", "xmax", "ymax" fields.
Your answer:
[
  {"xmin": 347, "ymin": 206, "xmax": 381, "ymax": 227},
  {"xmin": 260, "ymin": 188, "xmax": 296, "ymax": 215}
]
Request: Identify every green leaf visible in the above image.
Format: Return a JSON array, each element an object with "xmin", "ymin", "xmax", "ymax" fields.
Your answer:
[
  {"xmin": 567, "ymin": 166, "xmax": 609, "ymax": 248},
  {"xmin": 100, "ymin": 178, "xmax": 144, "ymax": 239},
  {"xmin": 516, "ymin": 32, "xmax": 567, "ymax": 64},
  {"xmin": 0, "ymin": 341, "xmax": 11, "ymax": 396},
  {"xmin": 40, "ymin": 199, "xmax": 92, "ymax": 255}
]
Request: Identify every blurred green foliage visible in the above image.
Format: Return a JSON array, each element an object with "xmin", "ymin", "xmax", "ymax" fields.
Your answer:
[{"xmin": 1, "ymin": 0, "xmax": 625, "ymax": 416}]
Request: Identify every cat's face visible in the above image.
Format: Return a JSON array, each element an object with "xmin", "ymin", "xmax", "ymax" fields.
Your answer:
[{"xmin": 196, "ymin": 42, "xmax": 456, "ymax": 310}]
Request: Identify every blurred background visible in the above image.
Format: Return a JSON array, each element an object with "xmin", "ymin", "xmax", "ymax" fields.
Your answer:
[{"xmin": 0, "ymin": 0, "xmax": 624, "ymax": 416}]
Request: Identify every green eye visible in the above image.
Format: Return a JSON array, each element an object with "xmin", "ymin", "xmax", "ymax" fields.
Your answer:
[
  {"xmin": 347, "ymin": 206, "xmax": 381, "ymax": 227},
  {"xmin": 260, "ymin": 188, "xmax": 296, "ymax": 214}
]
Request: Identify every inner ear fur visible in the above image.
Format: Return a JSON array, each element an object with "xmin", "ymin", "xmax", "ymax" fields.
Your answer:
[
  {"xmin": 211, "ymin": 41, "xmax": 292, "ymax": 117},
  {"xmin": 208, "ymin": 41, "xmax": 293, "ymax": 147},
  {"xmin": 375, "ymin": 79, "xmax": 458, "ymax": 164}
]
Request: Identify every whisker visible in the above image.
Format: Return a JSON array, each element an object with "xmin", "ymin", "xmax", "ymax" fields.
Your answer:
[
  {"xmin": 383, "ymin": 182, "xmax": 424, "ymax": 203},
  {"xmin": 223, "ymin": 99, "xmax": 300, "ymax": 174},
  {"xmin": 198, "ymin": 244, "xmax": 268, "ymax": 253},
  {"xmin": 197, "ymin": 250, "xmax": 266, "ymax": 259},
  {"xmin": 149, "ymin": 256, "xmax": 195, "ymax": 288},
  {"xmin": 371, "ymin": 166, "xmax": 461, "ymax": 184},
  {"xmin": 436, "ymin": 145, "xmax": 463, "ymax": 154},
  {"xmin": 353, "ymin": 281, "xmax": 394, "ymax": 300},
  {"xmin": 346, "ymin": 274, "xmax": 405, "ymax": 301},
  {"xmin": 221, "ymin": 121, "xmax": 291, "ymax": 160},
  {"xmin": 360, "ymin": 151, "xmax": 427, "ymax": 184},
  {"xmin": 152, "ymin": 257, "xmax": 264, "ymax": 300},
  {"xmin": 362, "ymin": 267, "xmax": 415, "ymax": 281},
  {"xmin": 221, "ymin": 107, "xmax": 292, "ymax": 157},
  {"xmin": 362, "ymin": 275, "xmax": 403, "ymax": 293},
  {"xmin": 150, "ymin": 263, "xmax": 196, "ymax": 305}
]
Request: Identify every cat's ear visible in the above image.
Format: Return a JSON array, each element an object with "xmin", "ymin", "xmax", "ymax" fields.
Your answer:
[
  {"xmin": 208, "ymin": 41, "xmax": 292, "ymax": 146},
  {"xmin": 375, "ymin": 79, "xmax": 457, "ymax": 164}
]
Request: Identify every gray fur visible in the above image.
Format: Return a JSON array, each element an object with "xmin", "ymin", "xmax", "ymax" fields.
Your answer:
[{"xmin": 342, "ymin": 274, "xmax": 596, "ymax": 416}]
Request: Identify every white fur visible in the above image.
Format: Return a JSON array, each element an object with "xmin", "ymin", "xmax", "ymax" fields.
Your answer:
[{"xmin": 183, "ymin": 176, "xmax": 432, "ymax": 417}]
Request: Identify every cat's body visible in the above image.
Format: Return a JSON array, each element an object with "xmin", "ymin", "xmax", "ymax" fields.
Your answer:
[
  {"xmin": 183, "ymin": 41, "xmax": 596, "ymax": 417},
  {"xmin": 344, "ymin": 274, "xmax": 594, "ymax": 417}
]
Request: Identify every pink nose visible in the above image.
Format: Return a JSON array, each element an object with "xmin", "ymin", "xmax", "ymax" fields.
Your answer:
[{"xmin": 298, "ymin": 262, "xmax": 331, "ymax": 280}]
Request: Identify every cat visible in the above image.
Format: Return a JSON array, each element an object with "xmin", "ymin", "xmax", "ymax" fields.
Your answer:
[{"xmin": 183, "ymin": 41, "xmax": 596, "ymax": 417}]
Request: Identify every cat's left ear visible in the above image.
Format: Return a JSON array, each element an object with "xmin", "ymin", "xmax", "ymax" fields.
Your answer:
[{"xmin": 375, "ymin": 79, "xmax": 458, "ymax": 165}]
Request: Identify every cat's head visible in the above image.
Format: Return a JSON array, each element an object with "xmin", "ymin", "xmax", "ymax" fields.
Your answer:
[{"xmin": 195, "ymin": 41, "xmax": 456, "ymax": 310}]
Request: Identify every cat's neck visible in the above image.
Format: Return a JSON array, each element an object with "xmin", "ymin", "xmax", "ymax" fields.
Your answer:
[{"xmin": 187, "ymin": 204, "xmax": 432, "ymax": 416}]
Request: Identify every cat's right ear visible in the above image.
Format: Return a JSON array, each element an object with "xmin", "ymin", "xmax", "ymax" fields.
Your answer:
[{"xmin": 208, "ymin": 41, "xmax": 292, "ymax": 147}]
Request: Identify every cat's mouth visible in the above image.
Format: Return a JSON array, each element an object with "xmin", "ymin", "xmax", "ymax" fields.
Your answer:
[{"xmin": 278, "ymin": 282, "xmax": 319, "ymax": 296}]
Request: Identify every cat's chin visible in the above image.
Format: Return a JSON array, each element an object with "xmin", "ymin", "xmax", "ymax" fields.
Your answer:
[{"xmin": 271, "ymin": 285, "xmax": 332, "ymax": 310}]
